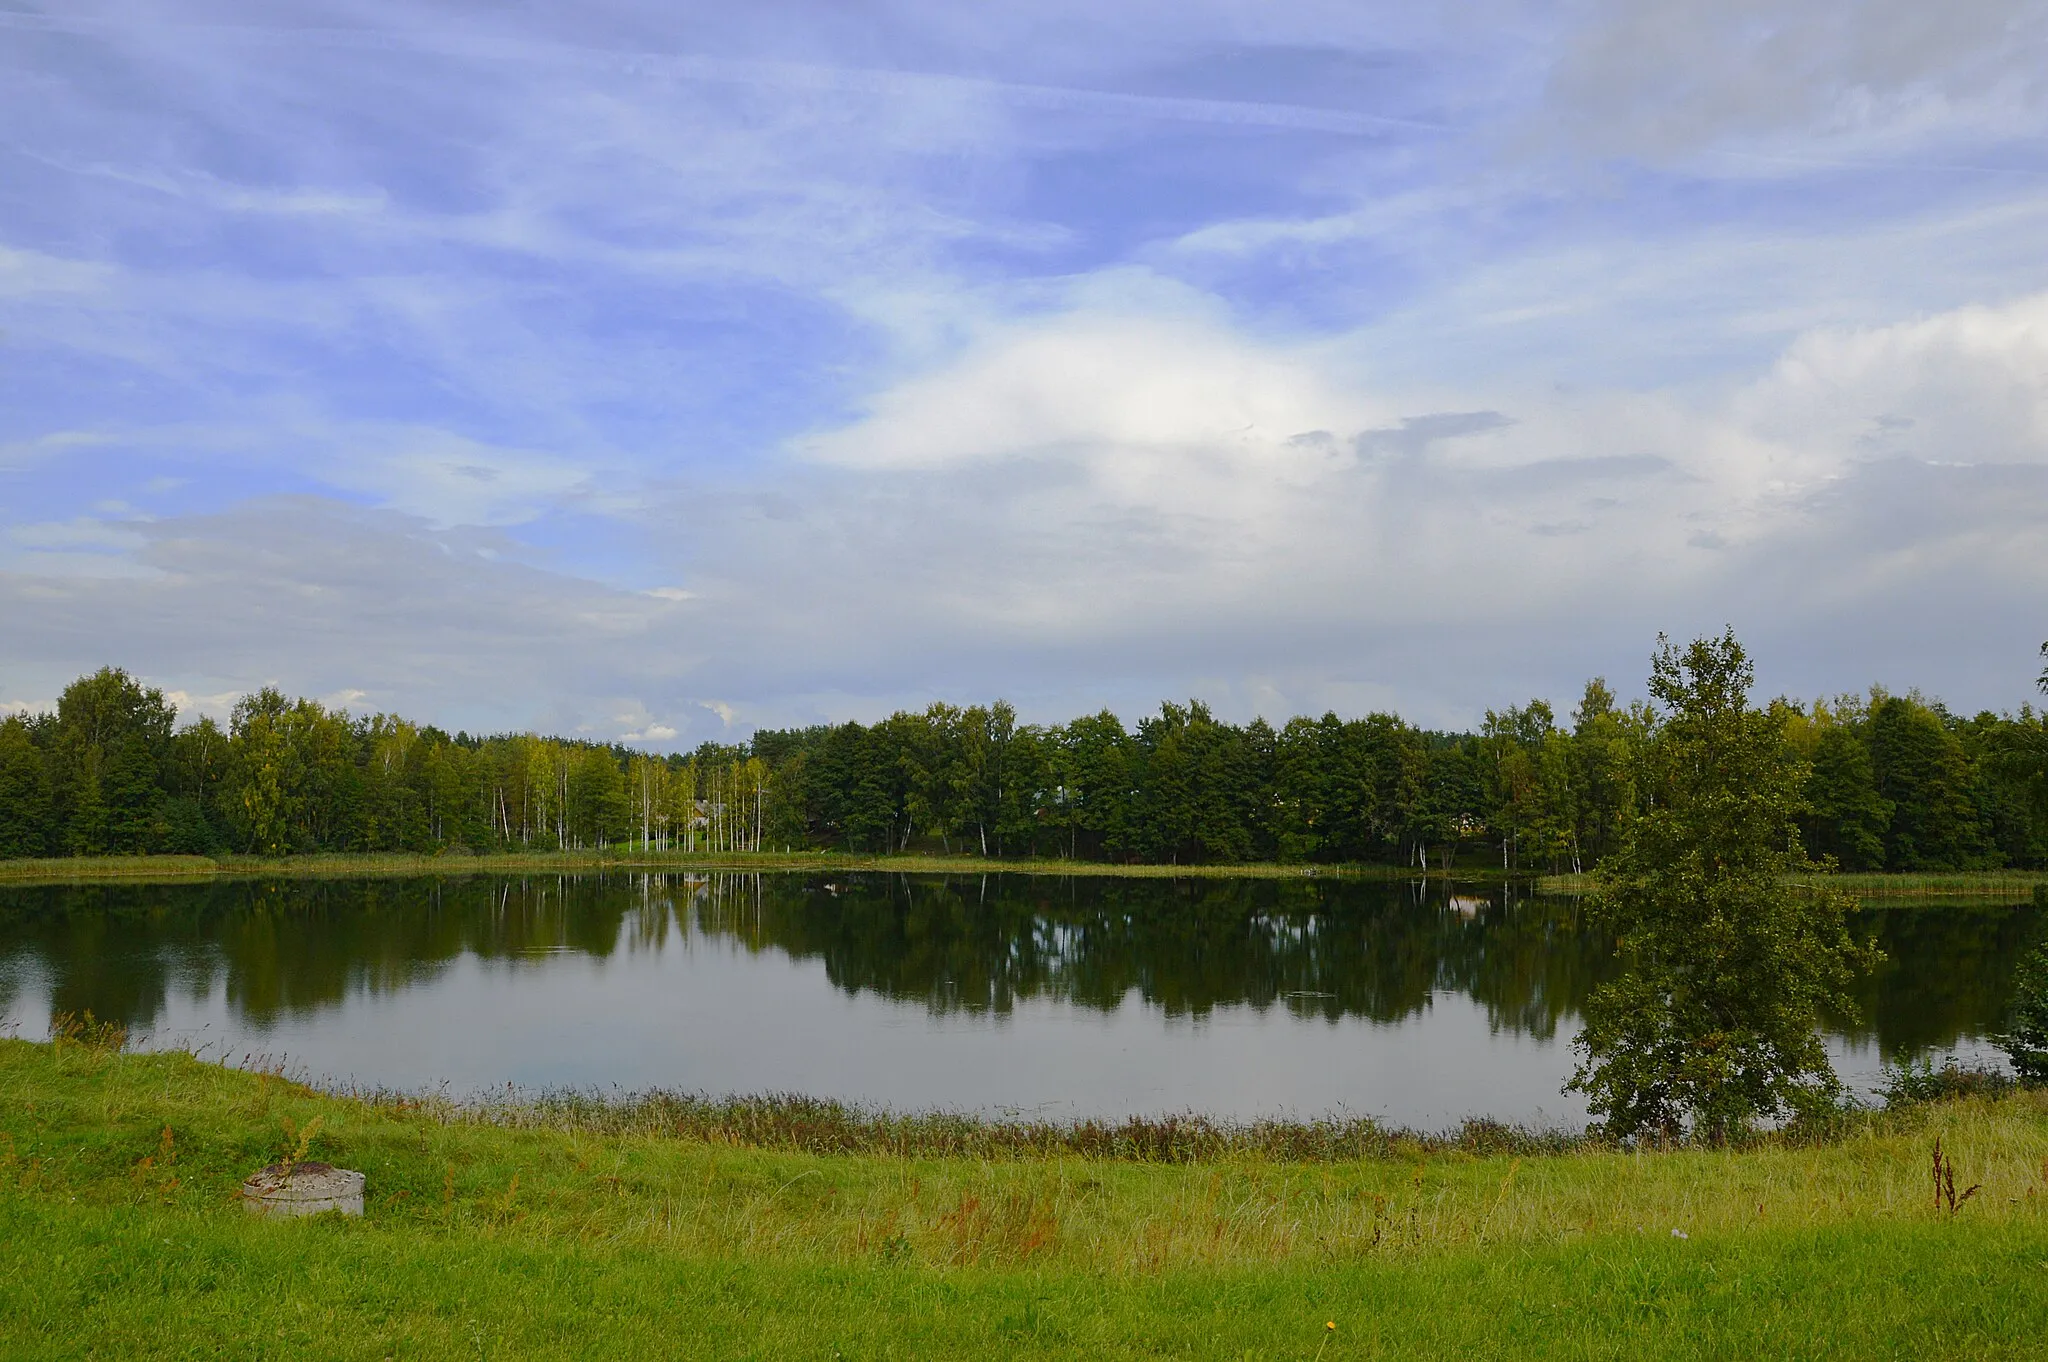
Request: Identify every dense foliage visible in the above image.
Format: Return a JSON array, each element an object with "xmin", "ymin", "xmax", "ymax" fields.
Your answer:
[
  {"xmin": 1997, "ymin": 937, "xmax": 2048, "ymax": 1082},
  {"xmin": 0, "ymin": 662, "xmax": 2044, "ymax": 867},
  {"xmin": 1570, "ymin": 632, "xmax": 1875, "ymax": 1140}
]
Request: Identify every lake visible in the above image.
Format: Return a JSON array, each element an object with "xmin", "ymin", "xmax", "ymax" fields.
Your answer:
[{"xmin": 0, "ymin": 872, "xmax": 2033, "ymax": 1128}]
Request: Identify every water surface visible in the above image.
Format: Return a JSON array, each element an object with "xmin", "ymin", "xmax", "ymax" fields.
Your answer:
[{"xmin": 0, "ymin": 873, "xmax": 2032, "ymax": 1127}]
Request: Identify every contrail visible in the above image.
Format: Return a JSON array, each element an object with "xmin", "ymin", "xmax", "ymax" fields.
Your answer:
[{"xmin": 0, "ymin": 10, "xmax": 1447, "ymax": 136}]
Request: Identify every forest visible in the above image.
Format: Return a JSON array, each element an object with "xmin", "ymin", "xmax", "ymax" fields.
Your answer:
[{"xmin": 1, "ymin": 664, "xmax": 2044, "ymax": 871}]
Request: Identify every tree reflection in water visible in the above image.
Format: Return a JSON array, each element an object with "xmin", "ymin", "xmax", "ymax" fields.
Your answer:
[{"xmin": 0, "ymin": 874, "xmax": 2034, "ymax": 1061}]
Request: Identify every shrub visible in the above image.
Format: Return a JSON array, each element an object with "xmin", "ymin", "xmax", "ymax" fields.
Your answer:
[{"xmin": 1994, "ymin": 939, "xmax": 2048, "ymax": 1083}]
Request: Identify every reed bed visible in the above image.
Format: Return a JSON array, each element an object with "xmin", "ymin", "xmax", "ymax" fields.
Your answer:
[
  {"xmin": 409, "ymin": 1088, "xmax": 1584, "ymax": 1163},
  {"xmin": 0, "ymin": 850, "xmax": 1466, "ymax": 887},
  {"xmin": 1537, "ymin": 870, "xmax": 2048, "ymax": 902}
]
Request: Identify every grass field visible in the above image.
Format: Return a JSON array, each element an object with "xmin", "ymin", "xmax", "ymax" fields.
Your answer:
[{"xmin": 4, "ymin": 1039, "xmax": 2046, "ymax": 1358}]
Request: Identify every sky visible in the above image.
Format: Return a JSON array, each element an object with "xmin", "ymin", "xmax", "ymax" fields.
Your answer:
[{"xmin": 2, "ymin": 0, "xmax": 2046, "ymax": 745}]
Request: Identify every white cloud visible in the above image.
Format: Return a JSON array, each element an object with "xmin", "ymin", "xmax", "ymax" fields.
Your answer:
[
  {"xmin": 0, "ymin": 517, "xmax": 158, "ymax": 579},
  {"xmin": 1737, "ymin": 292, "xmax": 2048, "ymax": 464},
  {"xmin": 620, "ymin": 723, "xmax": 678, "ymax": 742},
  {"xmin": 314, "ymin": 426, "xmax": 601, "ymax": 527},
  {"xmin": 4, "ymin": 288, "xmax": 2046, "ymax": 735},
  {"xmin": 1539, "ymin": 0, "xmax": 2048, "ymax": 163},
  {"xmin": 0, "ymin": 245, "xmax": 112, "ymax": 298},
  {"xmin": 0, "ymin": 431, "xmax": 117, "ymax": 474},
  {"xmin": 0, "ymin": 497, "xmax": 725, "ymax": 735},
  {"xmin": 690, "ymin": 283, "xmax": 2048, "ymax": 718},
  {"xmin": 800, "ymin": 275, "xmax": 1387, "ymax": 511},
  {"xmin": 162, "ymin": 687, "xmax": 245, "ymax": 723}
]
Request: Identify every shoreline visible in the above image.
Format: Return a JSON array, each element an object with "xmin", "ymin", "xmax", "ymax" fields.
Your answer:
[
  {"xmin": 0, "ymin": 850, "xmax": 1498, "ymax": 888},
  {"xmin": 0, "ymin": 851, "xmax": 2042, "ymax": 899},
  {"xmin": 4, "ymin": 1039, "xmax": 2046, "ymax": 1357},
  {"xmin": 1537, "ymin": 870, "xmax": 2048, "ymax": 901}
]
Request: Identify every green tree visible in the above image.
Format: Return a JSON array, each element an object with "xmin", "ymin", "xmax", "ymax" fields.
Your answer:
[
  {"xmin": 1061, "ymin": 711, "xmax": 1136, "ymax": 860},
  {"xmin": 228, "ymin": 688, "xmax": 308, "ymax": 855},
  {"xmin": 0, "ymin": 716, "xmax": 54, "ymax": 857},
  {"xmin": 568, "ymin": 747, "xmax": 631, "ymax": 847},
  {"xmin": 52, "ymin": 667, "xmax": 176, "ymax": 854},
  {"xmin": 1804, "ymin": 726, "xmax": 1891, "ymax": 870},
  {"xmin": 1569, "ymin": 631, "xmax": 1877, "ymax": 1141},
  {"xmin": 1869, "ymin": 695, "xmax": 1993, "ymax": 868},
  {"xmin": 1132, "ymin": 701, "xmax": 1255, "ymax": 863},
  {"xmin": 1480, "ymin": 702, "xmax": 1555, "ymax": 871},
  {"xmin": 899, "ymin": 703, "xmax": 967, "ymax": 853},
  {"xmin": 163, "ymin": 716, "xmax": 231, "ymax": 853},
  {"xmin": 1568, "ymin": 679, "xmax": 1638, "ymax": 870},
  {"xmin": 1995, "ymin": 938, "xmax": 2048, "ymax": 1082}
]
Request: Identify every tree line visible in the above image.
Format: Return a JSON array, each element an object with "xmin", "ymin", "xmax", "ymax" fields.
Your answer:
[{"xmin": 1, "ymin": 661, "xmax": 2044, "ymax": 869}]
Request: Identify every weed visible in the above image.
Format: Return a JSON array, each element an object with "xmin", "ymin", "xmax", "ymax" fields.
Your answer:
[
  {"xmin": 1930, "ymin": 1138, "xmax": 1980, "ymax": 1215},
  {"xmin": 128, "ymin": 1124, "xmax": 180, "ymax": 1205},
  {"xmin": 48, "ymin": 1011, "xmax": 127, "ymax": 1054},
  {"xmin": 276, "ymin": 1114, "xmax": 324, "ymax": 1179}
]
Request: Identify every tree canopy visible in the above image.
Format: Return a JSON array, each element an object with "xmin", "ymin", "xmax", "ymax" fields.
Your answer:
[{"xmin": 0, "ymin": 659, "xmax": 2044, "ymax": 870}]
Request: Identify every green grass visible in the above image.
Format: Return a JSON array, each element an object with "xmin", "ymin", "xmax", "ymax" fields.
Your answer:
[
  {"xmin": 4, "ymin": 1039, "xmax": 2047, "ymax": 1358},
  {"xmin": 14, "ymin": 854, "xmax": 2041, "ymax": 900},
  {"xmin": 0, "ymin": 850, "xmax": 1473, "ymax": 888},
  {"xmin": 1538, "ymin": 869, "xmax": 2048, "ymax": 902}
]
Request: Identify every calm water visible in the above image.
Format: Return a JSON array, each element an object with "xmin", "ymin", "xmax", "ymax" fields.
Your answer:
[{"xmin": 0, "ymin": 873, "xmax": 2034, "ymax": 1127}]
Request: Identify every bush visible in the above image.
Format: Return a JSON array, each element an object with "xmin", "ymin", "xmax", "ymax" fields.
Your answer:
[
  {"xmin": 1880, "ymin": 1058, "xmax": 2017, "ymax": 1107},
  {"xmin": 1994, "ymin": 939, "xmax": 2048, "ymax": 1082}
]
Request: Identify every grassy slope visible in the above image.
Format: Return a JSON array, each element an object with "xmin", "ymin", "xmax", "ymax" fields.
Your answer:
[{"xmin": 4, "ymin": 1041, "xmax": 2046, "ymax": 1359}]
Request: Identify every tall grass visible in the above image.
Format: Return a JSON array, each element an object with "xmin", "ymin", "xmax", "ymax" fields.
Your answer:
[
  {"xmin": 413, "ymin": 1088, "xmax": 1583, "ymax": 1163},
  {"xmin": 1538, "ymin": 870, "xmax": 2047, "ymax": 901},
  {"xmin": 0, "ymin": 849, "xmax": 1485, "ymax": 887},
  {"xmin": 6, "ymin": 1039, "xmax": 2048, "ymax": 1359},
  {"xmin": 6, "ymin": 1041, "xmax": 2046, "ymax": 1276}
]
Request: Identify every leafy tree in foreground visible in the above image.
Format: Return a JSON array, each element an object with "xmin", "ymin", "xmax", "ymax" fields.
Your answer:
[
  {"xmin": 1569, "ymin": 630, "xmax": 1878, "ymax": 1142},
  {"xmin": 1998, "ymin": 642, "xmax": 2048, "ymax": 1081},
  {"xmin": 1996, "ymin": 938, "xmax": 2048, "ymax": 1083}
]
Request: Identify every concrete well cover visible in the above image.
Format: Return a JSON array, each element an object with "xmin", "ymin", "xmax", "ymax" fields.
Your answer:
[{"xmin": 241, "ymin": 1162, "xmax": 366, "ymax": 1217}]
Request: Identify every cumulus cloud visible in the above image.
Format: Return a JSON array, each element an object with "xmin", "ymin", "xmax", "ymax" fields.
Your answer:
[
  {"xmin": 704, "ymin": 285, "xmax": 2048, "ymax": 718},
  {"xmin": 802, "ymin": 276, "xmax": 1383, "ymax": 486}
]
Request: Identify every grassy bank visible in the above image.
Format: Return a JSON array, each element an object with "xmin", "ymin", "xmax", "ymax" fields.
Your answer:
[
  {"xmin": 0, "ymin": 850, "xmax": 1468, "ymax": 888},
  {"xmin": 10, "ymin": 852, "xmax": 2046, "ymax": 899},
  {"xmin": 1538, "ymin": 869, "xmax": 2048, "ymax": 902},
  {"xmin": 23, "ymin": 851, "xmax": 2048, "ymax": 898},
  {"xmin": 3, "ymin": 1040, "xmax": 2046, "ymax": 1358}
]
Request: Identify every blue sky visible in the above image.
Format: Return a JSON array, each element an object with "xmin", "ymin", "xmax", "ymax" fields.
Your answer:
[{"xmin": 3, "ymin": 0, "xmax": 2047, "ymax": 744}]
